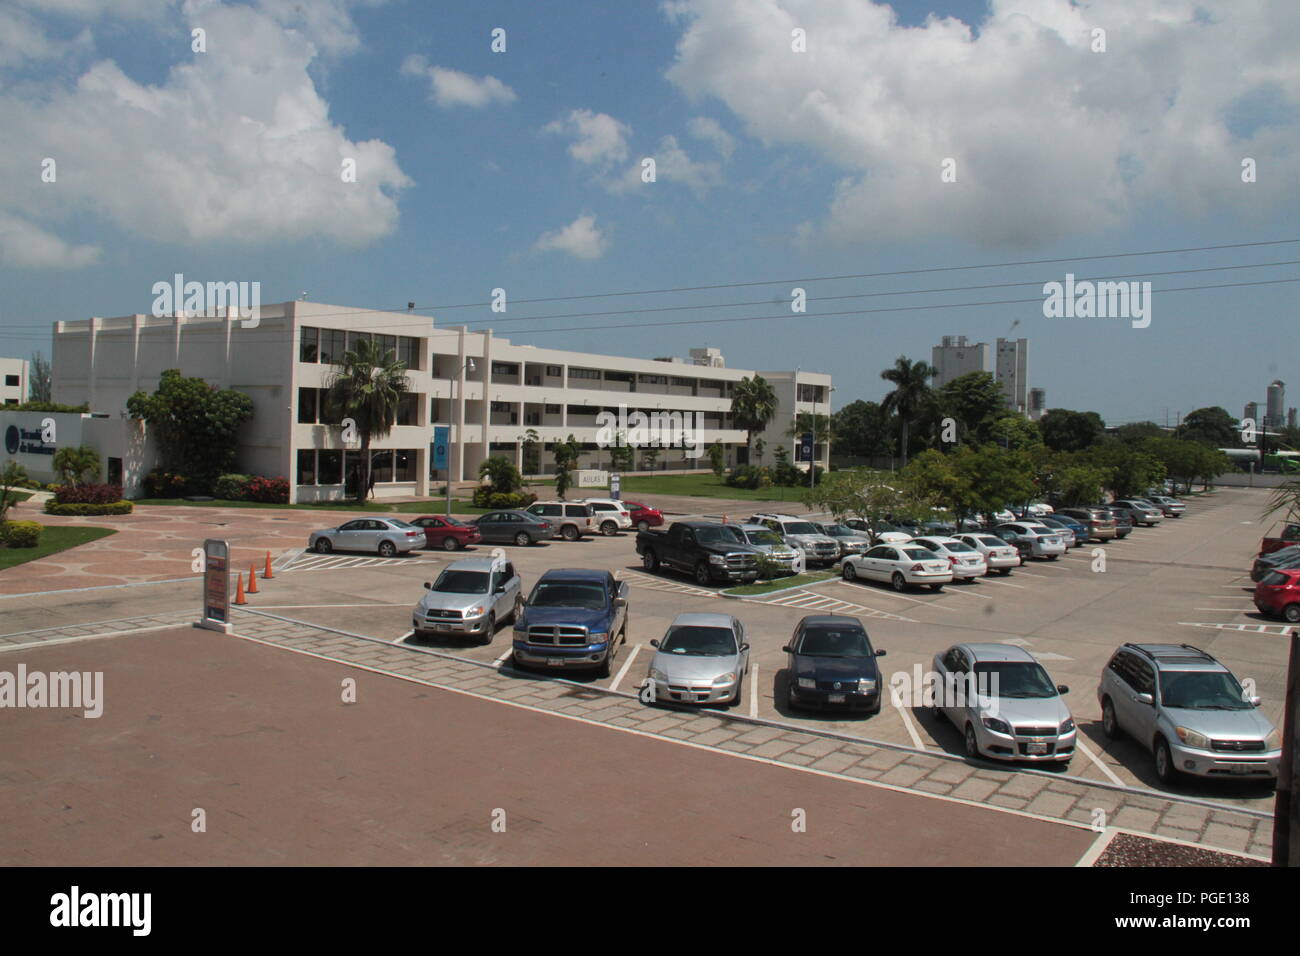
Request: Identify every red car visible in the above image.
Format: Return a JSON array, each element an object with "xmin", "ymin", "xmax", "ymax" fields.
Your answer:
[
  {"xmin": 623, "ymin": 500, "xmax": 664, "ymax": 532},
  {"xmin": 410, "ymin": 515, "xmax": 482, "ymax": 551},
  {"xmin": 1259, "ymin": 521, "xmax": 1300, "ymax": 556},
  {"xmin": 1254, "ymin": 567, "xmax": 1300, "ymax": 623}
]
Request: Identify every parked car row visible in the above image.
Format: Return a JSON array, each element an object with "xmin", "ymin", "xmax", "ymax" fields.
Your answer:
[{"xmin": 1252, "ymin": 522, "xmax": 1300, "ymax": 623}]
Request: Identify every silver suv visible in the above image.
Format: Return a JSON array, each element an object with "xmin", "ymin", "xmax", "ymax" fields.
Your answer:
[
  {"xmin": 1098, "ymin": 643, "xmax": 1281, "ymax": 785},
  {"xmin": 729, "ymin": 524, "xmax": 804, "ymax": 576},
  {"xmin": 527, "ymin": 501, "xmax": 595, "ymax": 541},
  {"xmin": 412, "ymin": 555, "xmax": 522, "ymax": 644},
  {"xmin": 749, "ymin": 513, "xmax": 841, "ymax": 567}
]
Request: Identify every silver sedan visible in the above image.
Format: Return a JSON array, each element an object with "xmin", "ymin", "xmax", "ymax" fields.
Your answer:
[
  {"xmin": 308, "ymin": 516, "xmax": 424, "ymax": 556},
  {"xmin": 645, "ymin": 613, "xmax": 750, "ymax": 706}
]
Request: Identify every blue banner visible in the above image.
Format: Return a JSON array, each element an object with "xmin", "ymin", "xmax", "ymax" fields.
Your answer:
[{"xmin": 432, "ymin": 426, "xmax": 449, "ymax": 471}]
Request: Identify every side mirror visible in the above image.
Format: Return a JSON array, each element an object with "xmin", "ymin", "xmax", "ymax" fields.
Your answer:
[
  {"xmin": 495, "ymin": 584, "xmax": 506, "ymax": 593},
  {"xmin": 649, "ymin": 639, "xmax": 660, "ymax": 648},
  {"xmin": 1137, "ymin": 692, "xmax": 1154, "ymax": 706},
  {"xmin": 612, "ymin": 597, "xmax": 627, "ymax": 608},
  {"xmin": 876, "ymin": 649, "xmax": 887, "ymax": 657},
  {"xmin": 739, "ymin": 642, "xmax": 751, "ymax": 653},
  {"xmin": 781, "ymin": 645, "xmax": 792, "ymax": 654},
  {"xmin": 1056, "ymin": 684, "xmax": 1069, "ymax": 695},
  {"xmin": 423, "ymin": 582, "xmax": 432, "ymax": 590},
  {"xmin": 1249, "ymin": 696, "xmax": 1262, "ymax": 707}
]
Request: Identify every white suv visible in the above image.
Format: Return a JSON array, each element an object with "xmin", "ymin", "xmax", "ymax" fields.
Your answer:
[{"xmin": 580, "ymin": 498, "xmax": 633, "ymax": 536}]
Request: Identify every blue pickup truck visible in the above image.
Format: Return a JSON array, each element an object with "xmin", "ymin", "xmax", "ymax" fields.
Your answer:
[{"xmin": 511, "ymin": 569, "xmax": 629, "ymax": 676}]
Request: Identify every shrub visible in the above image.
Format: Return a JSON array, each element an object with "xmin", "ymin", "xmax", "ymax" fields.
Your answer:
[
  {"xmin": 143, "ymin": 469, "xmax": 192, "ymax": 498},
  {"xmin": 214, "ymin": 474, "xmax": 252, "ymax": 501},
  {"xmin": 1, "ymin": 520, "xmax": 42, "ymax": 548},
  {"xmin": 44, "ymin": 501, "xmax": 134, "ymax": 516},
  {"xmin": 726, "ymin": 464, "xmax": 772, "ymax": 489},
  {"xmin": 245, "ymin": 476, "xmax": 290, "ymax": 504},
  {"xmin": 53, "ymin": 483, "xmax": 124, "ymax": 505},
  {"xmin": 474, "ymin": 488, "xmax": 537, "ymax": 509}
]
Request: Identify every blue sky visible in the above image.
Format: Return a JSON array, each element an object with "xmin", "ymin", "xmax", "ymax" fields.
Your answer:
[{"xmin": 1, "ymin": 0, "xmax": 1296, "ymax": 423}]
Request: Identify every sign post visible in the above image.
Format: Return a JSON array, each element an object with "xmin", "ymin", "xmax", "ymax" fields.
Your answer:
[
  {"xmin": 198, "ymin": 538, "xmax": 232, "ymax": 633},
  {"xmin": 610, "ymin": 473, "xmax": 621, "ymax": 501}
]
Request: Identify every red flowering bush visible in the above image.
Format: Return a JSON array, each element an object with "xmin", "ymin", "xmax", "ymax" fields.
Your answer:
[
  {"xmin": 53, "ymin": 483, "xmax": 125, "ymax": 505},
  {"xmin": 245, "ymin": 476, "xmax": 290, "ymax": 504}
]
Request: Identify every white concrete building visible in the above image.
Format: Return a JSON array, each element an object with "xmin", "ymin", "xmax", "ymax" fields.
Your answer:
[
  {"xmin": 995, "ymin": 337, "xmax": 1029, "ymax": 414},
  {"xmin": 930, "ymin": 335, "xmax": 991, "ymax": 389},
  {"xmin": 1, "ymin": 357, "xmax": 29, "ymax": 405},
  {"xmin": 49, "ymin": 301, "xmax": 830, "ymax": 502}
]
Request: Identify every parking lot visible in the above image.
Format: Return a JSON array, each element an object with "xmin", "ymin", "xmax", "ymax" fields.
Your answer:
[{"xmin": 6, "ymin": 486, "xmax": 1285, "ymax": 833}]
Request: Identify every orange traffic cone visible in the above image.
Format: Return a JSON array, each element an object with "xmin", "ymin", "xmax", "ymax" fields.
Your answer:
[
  {"xmin": 263, "ymin": 551, "xmax": 274, "ymax": 580},
  {"xmin": 234, "ymin": 572, "xmax": 247, "ymax": 605},
  {"xmin": 247, "ymin": 564, "xmax": 259, "ymax": 594}
]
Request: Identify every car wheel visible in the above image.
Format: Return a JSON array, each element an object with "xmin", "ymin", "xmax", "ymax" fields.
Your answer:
[
  {"xmin": 964, "ymin": 723, "xmax": 981, "ymax": 759},
  {"xmin": 514, "ymin": 532, "xmax": 531, "ymax": 547},
  {"xmin": 843, "ymin": 562, "xmax": 857, "ymax": 581},
  {"xmin": 1047, "ymin": 554, "xmax": 1058, "ymax": 561},
  {"xmin": 442, "ymin": 536, "xmax": 459, "ymax": 551},
  {"xmin": 930, "ymin": 583, "xmax": 944, "ymax": 592},
  {"xmin": 998, "ymin": 568, "xmax": 1011, "ymax": 576},
  {"xmin": 1153, "ymin": 737, "xmax": 1176, "ymax": 784},
  {"xmin": 642, "ymin": 550, "xmax": 659, "ymax": 572},
  {"xmin": 511, "ymin": 650, "xmax": 527, "ymax": 671},
  {"xmin": 786, "ymin": 684, "xmax": 799, "ymax": 712},
  {"xmin": 1284, "ymin": 603, "xmax": 1300, "ymax": 623},
  {"xmin": 695, "ymin": 562, "xmax": 712, "ymax": 587},
  {"xmin": 891, "ymin": 571, "xmax": 906, "ymax": 591},
  {"xmin": 378, "ymin": 540, "xmax": 397, "ymax": 558},
  {"xmin": 314, "ymin": 538, "xmax": 332, "ymax": 554},
  {"xmin": 562, "ymin": 525, "xmax": 579, "ymax": 542},
  {"xmin": 1101, "ymin": 697, "xmax": 1120, "ymax": 739},
  {"xmin": 728, "ymin": 678, "xmax": 744, "ymax": 707},
  {"xmin": 637, "ymin": 520, "xmax": 649, "ymax": 532},
  {"xmin": 482, "ymin": 613, "xmax": 496, "ymax": 645},
  {"xmin": 601, "ymin": 520, "xmax": 618, "ymax": 536},
  {"xmin": 596, "ymin": 645, "xmax": 613, "ymax": 678}
]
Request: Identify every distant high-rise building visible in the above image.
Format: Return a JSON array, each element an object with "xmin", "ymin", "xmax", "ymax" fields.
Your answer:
[
  {"xmin": 930, "ymin": 335, "xmax": 991, "ymax": 388},
  {"xmin": 1244, "ymin": 401, "xmax": 1260, "ymax": 426},
  {"xmin": 996, "ymin": 338, "xmax": 1029, "ymax": 414},
  {"xmin": 1266, "ymin": 380, "xmax": 1285, "ymax": 428},
  {"xmin": 1289, "ymin": 407, "xmax": 1296, "ymax": 430},
  {"xmin": 1028, "ymin": 388, "xmax": 1046, "ymax": 421}
]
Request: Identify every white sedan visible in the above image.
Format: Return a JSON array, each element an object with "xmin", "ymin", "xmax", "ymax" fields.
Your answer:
[
  {"xmin": 909, "ymin": 536, "xmax": 988, "ymax": 581},
  {"xmin": 842, "ymin": 544, "xmax": 953, "ymax": 592},
  {"xmin": 954, "ymin": 533, "xmax": 1022, "ymax": 575}
]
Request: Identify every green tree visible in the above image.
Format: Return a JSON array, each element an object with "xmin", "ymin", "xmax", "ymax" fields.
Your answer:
[
  {"xmin": 324, "ymin": 338, "xmax": 411, "ymax": 503},
  {"xmin": 954, "ymin": 444, "xmax": 1036, "ymax": 519},
  {"xmin": 880, "ymin": 355, "xmax": 937, "ymax": 466},
  {"xmin": 802, "ymin": 469, "xmax": 902, "ymax": 529},
  {"xmin": 1053, "ymin": 463, "xmax": 1109, "ymax": 506},
  {"xmin": 52, "ymin": 445, "xmax": 101, "ymax": 488},
  {"xmin": 831, "ymin": 399, "xmax": 894, "ymax": 458},
  {"xmin": 1039, "ymin": 408, "xmax": 1105, "ymax": 453},
  {"xmin": 478, "ymin": 456, "xmax": 523, "ymax": 496},
  {"xmin": 553, "ymin": 434, "xmax": 580, "ymax": 499},
  {"xmin": 730, "ymin": 375, "xmax": 778, "ymax": 459},
  {"xmin": 707, "ymin": 441, "xmax": 726, "ymax": 477},
  {"xmin": 608, "ymin": 432, "xmax": 635, "ymax": 473},
  {"xmin": 937, "ymin": 371, "xmax": 1006, "ymax": 444},
  {"xmin": 28, "ymin": 351, "xmax": 52, "ymax": 403},
  {"xmin": 126, "ymin": 369, "xmax": 255, "ymax": 491},
  {"xmin": 640, "ymin": 445, "xmax": 660, "ymax": 471},
  {"xmin": 900, "ymin": 449, "xmax": 970, "ymax": 522},
  {"xmin": 988, "ymin": 413, "xmax": 1043, "ymax": 452},
  {"xmin": 1084, "ymin": 441, "xmax": 1165, "ymax": 498},
  {"xmin": 0, "ymin": 461, "xmax": 30, "ymax": 523},
  {"xmin": 1177, "ymin": 406, "xmax": 1240, "ymax": 447},
  {"xmin": 520, "ymin": 428, "xmax": 541, "ymax": 475},
  {"xmin": 1116, "ymin": 421, "xmax": 1166, "ymax": 444}
]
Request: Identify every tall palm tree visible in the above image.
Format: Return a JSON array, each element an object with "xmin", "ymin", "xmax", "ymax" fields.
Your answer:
[
  {"xmin": 326, "ymin": 336, "xmax": 411, "ymax": 503},
  {"xmin": 880, "ymin": 356, "xmax": 937, "ymax": 467},
  {"xmin": 731, "ymin": 374, "xmax": 778, "ymax": 461}
]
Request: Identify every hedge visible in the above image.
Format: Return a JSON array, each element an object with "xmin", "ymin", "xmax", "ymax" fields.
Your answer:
[
  {"xmin": 471, "ymin": 488, "xmax": 538, "ymax": 509},
  {"xmin": 44, "ymin": 501, "xmax": 134, "ymax": 516},
  {"xmin": 0, "ymin": 520, "xmax": 42, "ymax": 548},
  {"xmin": 214, "ymin": 474, "xmax": 252, "ymax": 500},
  {"xmin": 52, "ymin": 482, "xmax": 124, "ymax": 505}
]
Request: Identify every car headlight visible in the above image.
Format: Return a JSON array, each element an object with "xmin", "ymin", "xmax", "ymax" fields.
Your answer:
[
  {"xmin": 1175, "ymin": 726, "xmax": 1210, "ymax": 749},
  {"xmin": 797, "ymin": 677, "xmax": 816, "ymax": 689},
  {"xmin": 981, "ymin": 716, "xmax": 1012, "ymax": 735},
  {"xmin": 1059, "ymin": 718, "xmax": 1075, "ymax": 734},
  {"xmin": 713, "ymin": 672, "xmax": 736, "ymax": 685},
  {"xmin": 1265, "ymin": 729, "xmax": 1281, "ymax": 750},
  {"xmin": 857, "ymin": 678, "xmax": 877, "ymax": 693},
  {"xmin": 465, "ymin": 606, "xmax": 485, "ymax": 618},
  {"xmin": 588, "ymin": 631, "xmax": 608, "ymax": 645},
  {"xmin": 708, "ymin": 553, "xmax": 727, "ymax": 565}
]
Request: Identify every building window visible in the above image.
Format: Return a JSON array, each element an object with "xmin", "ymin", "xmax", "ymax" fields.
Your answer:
[
  {"xmin": 320, "ymin": 328, "xmax": 345, "ymax": 365},
  {"xmin": 393, "ymin": 449, "xmax": 416, "ymax": 482},
  {"xmin": 544, "ymin": 404, "xmax": 561, "ymax": 414},
  {"xmin": 299, "ymin": 327, "xmax": 319, "ymax": 363},
  {"xmin": 4, "ymin": 374, "xmax": 19, "ymax": 387},
  {"xmin": 568, "ymin": 367, "xmax": 601, "ymax": 381},
  {"xmin": 297, "ymin": 388, "xmax": 317, "ymax": 424},
  {"xmin": 604, "ymin": 370, "xmax": 634, "ymax": 383},
  {"xmin": 399, "ymin": 335, "xmax": 421, "ymax": 370},
  {"xmin": 371, "ymin": 450, "xmax": 394, "ymax": 483},
  {"xmin": 671, "ymin": 377, "xmax": 694, "ymax": 387},
  {"xmin": 491, "ymin": 362, "xmax": 519, "ymax": 377},
  {"xmin": 318, "ymin": 450, "xmax": 342, "ymax": 484},
  {"xmin": 346, "ymin": 330, "xmax": 372, "ymax": 353},
  {"xmin": 490, "ymin": 401, "xmax": 513, "ymax": 412},
  {"xmin": 395, "ymin": 392, "xmax": 418, "ymax": 426},
  {"xmin": 639, "ymin": 374, "xmax": 667, "ymax": 385},
  {"xmin": 297, "ymin": 449, "xmax": 316, "ymax": 485},
  {"xmin": 3, "ymin": 399, "xmax": 15, "ymax": 405},
  {"xmin": 375, "ymin": 334, "xmax": 397, "ymax": 362},
  {"xmin": 546, "ymin": 365, "xmax": 562, "ymax": 376}
]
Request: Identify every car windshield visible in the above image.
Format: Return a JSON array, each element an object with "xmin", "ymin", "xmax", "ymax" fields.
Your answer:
[
  {"xmin": 1159, "ymin": 670, "xmax": 1251, "ymax": 710},
  {"xmin": 437, "ymin": 516, "xmax": 466, "ymax": 527},
  {"xmin": 943, "ymin": 541, "xmax": 976, "ymax": 553},
  {"xmin": 785, "ymin": 522, "xmax": 821, "ymax": 535},
  {"xmin": 798, "ymin": 627, "xmax": 874, "ymax": 658},
  {"xmin": 387, "ymin": 519, "xmax": 416, "ymax": 529},
  {"xmin": 978, "ymin": 537, "xmax": 1006, "ymax": 548},
  {"xmin": 1262, "ymin": 571, "xmax": 1293, "ymax": 586},
  {"xmin": 875, "ymin": 522, "xmax": 899, "ymax": 532},
  {"xmin": 822, "ymin": 525, "xmax": 853, "ymax": 536},
  {"xmin": 432, "ymin": 570, "xmax": 489, "ymax": 594},
  {"xmin": 974, "ymin": 661, "xmax": 1058, "ymax": 698},
  {"xmin": 697, "ymin": 525, "xmax": 743, "ymax": 544},
  {"xmin": 529, "ymin": 582, "xmax": 607, "ymax": 609},
  {"xmin": 660, "ymin": 625, "xmax": 737, "ymax": 656},
  {"xmin": 746, "ymin": 530, "xmax": 785, "ymax": 547},
  {"xmin": 901, "ymin": 548, "xmax": 935, "ymax": 560}
]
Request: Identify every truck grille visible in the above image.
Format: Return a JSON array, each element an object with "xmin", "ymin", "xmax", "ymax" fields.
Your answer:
[
  {"xmin": 424, "ymin": 608, "xmax": 463, "ymax": 621},
  {"xmin": 527, "ymin": 625, "xmax": 588, "ymax": 646},
  {"xmin": 725, "ymin": 553, "xmax": 757, "ymax": 570},
  {"xmin": 1211, "ymin": 739, "xmax": 1266, "ymax": 753}
]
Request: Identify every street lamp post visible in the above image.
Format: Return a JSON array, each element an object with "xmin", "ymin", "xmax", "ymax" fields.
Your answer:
[{"xmin": 446, "ymin": 358, "xmax": 477, "ymax": 517}]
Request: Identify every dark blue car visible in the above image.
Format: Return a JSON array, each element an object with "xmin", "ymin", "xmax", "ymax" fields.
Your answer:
[
  {"xmin": 511, "ymin": 569, "xmax": 629, "ymax": 676},
  {"xmin": 783, "ymin": 614, "xmax": 887, "ymax": 715}
]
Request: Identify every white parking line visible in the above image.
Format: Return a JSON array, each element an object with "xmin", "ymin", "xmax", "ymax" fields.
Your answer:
[
  {"xmin": 609, "ymin": 643, "xmax": 641, "ymax": 692},
  {"xmin": 835, "ymin": 581, "xmax": 956, "ymax": 610},
  {"xmin": 256, "ymin": 603, "xmax": 414, "ymax": 610},
  {"xmin": 890, "ymin": 689, "xmax": 926, "ymax": 751},
  {"xmin": 1075, "ymin": 737, "xmax": 1127, "ymax": 787},
  {"xmin": 392, "ymin": 630, "xmax": 413, "ymax": 644},
  {"xmin": 494, "ymin": 647, "xmax": 514, "ymax": 666},
  {"xmin": 979, "ymin": 577, "xmax": 1026, "ymax": 589},
  {"xmin": 1192, "ymin": 608, "xmax": 1252, "ymax": 612},
  {"xmin": 748, "ymin": 664, "xmax": 759, "ymax": 718},
  {"xmin": 935, "ymin": 585, "xmax": 994, "ymax": 600}
]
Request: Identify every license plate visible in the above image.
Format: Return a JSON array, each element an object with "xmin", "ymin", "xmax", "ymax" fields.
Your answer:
[
  {"xmin": 546, "ymin": 658, "xmax": 565, "ymax": 667},
  {"xmin": 827, "ymin": 693, "xmax": 845, "ymax": 703},
  {"xmin": 1026, "ymin": 741, "xmax": 1048, "ymax": 755},
  {"xmin": 1229, "ymin": 764, "xmax": 1256, "ymax": 774}
]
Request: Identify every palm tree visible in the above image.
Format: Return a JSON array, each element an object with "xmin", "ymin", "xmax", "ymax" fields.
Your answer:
[
  {"xmin": 731, "ymin": 374, "xmax": 778, "ymax": 462},
  {"xmin": 880, "ymin": 356, "xmax": 937, "ymax": 467},
  {"xmin": 326, "ymin": 336, "xmax": 411, "ymax": 503}
]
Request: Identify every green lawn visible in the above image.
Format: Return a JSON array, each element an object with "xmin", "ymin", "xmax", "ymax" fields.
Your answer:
[
  {"xmin": 722, "ymin": 569, "xmax": 837, "ymax": 596},
  {"xmin": 0, "ymin": 525, "xmax": 117, "ymax": 571},
  {"xmin": 6, "ymin": 491, "xmax": 32, "ymax": 503},
  {"xmin": 131, "ymin": 497, "xmax": 491, "ymax": 515},
  {"xmin": 526, "ymin": 474, "xmax": 815, "ymax": 502}
]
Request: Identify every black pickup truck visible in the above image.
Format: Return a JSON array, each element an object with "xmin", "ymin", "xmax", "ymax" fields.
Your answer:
[{"xmin": 636, "ymin": 521, "xmax": 761, "ymax": 587}]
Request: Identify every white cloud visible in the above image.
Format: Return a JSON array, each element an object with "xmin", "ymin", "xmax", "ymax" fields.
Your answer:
[
  {"xmin": 687, "ymin": 115, "xmax": 735, "ymax": 158},
  {"xmin": 610, "ymin": 134, "xmax": 721, "ymax": 197},
  {"xmin": 0, "ymin": 0, "xmax": 410, "ymax": 261},
  {"xmin": 401, "ymin": 54, "xmax": 516, "ymax": 108},
  {"xmin": 664, "ymin": 0, "xmax": 1300, "ymax": 246},
  {"xmin": 0, "ymin": 212, "xmax": 100, "ymax": 268},
  {"xmin": 533, "ymin": 214, "xmax": 607, "ymax": 260},
  {"xmin": 544, "ymin": 109, "xmax": 632, "ymax": 165}
]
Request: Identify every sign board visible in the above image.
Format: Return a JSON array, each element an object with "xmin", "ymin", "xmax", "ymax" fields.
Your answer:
[
  {"xmin": 432, "ymin": 426, "xmax": 449, "ymax": 472},
  {"xmin": 609, "ymin": 473, "xmax": 621, "ymax": 500},
  {"xmin": 575, "ymin": 469, "xmax": 609, "ymax": 489},
  {"xmin": 198, "ymin": 538, "xmax": 231, "ymax": 633},
  {"xmin": 798, "ymin": 432, "xmax": 814, "ymax": 463}
]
